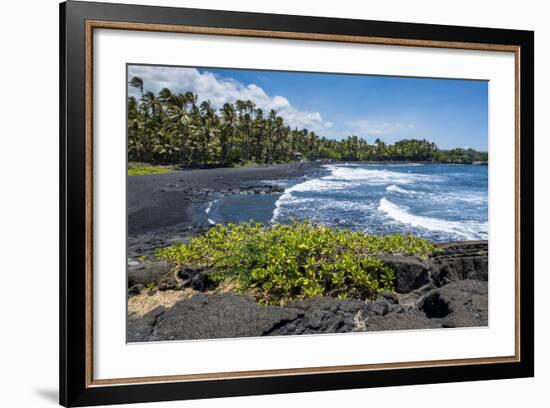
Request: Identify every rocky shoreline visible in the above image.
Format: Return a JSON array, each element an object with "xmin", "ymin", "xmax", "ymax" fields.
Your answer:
[
  {"xmin": 127, "ymin": 162, "xmax": 324, "ymax": 260},
  {"xmin": 127, "ymin": 240, "xmax": 488, "ymax": 342},
  {"xmin": 127, "ymin": 163, "xmax": 488, "ymax": 342},
  {"xmin": 128, "ymin": 162, "xmax": 324, "ymax": 234}
]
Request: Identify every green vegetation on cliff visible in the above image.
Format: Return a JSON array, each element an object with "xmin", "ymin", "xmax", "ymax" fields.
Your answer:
[{"xmin": 155, "ymin": 221, "xmax": 439, "ymax": 304}]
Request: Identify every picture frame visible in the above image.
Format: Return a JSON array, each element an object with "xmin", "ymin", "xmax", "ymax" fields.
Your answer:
[{"xmin": 60, "ymin": 0, "xmax": 534, "ymax": 406}]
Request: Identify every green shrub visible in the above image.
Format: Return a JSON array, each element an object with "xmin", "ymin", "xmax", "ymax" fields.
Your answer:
[
  {"xmin": 128, "ymin": 163, "xmax": 177, "ymax": 176},
  {"xmin": 145, "ymin": 282, "xmax": 157, "ymax": 290},
  {"xmin": 156, "ymin": 221, "xmax": 438, "ymax": 304}
]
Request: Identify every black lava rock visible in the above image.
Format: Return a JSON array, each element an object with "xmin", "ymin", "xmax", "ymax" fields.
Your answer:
[{"xmin": 377, "ymin": 255, "xmax": 430, "ymax": 293}]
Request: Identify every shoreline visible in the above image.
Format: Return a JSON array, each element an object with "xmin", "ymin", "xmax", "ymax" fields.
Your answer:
[
  {"xmin": 128, "ymin": 161, "xmax": 325, "ymax": 260},
  {"xmin": 127, "ymin": 161, "xmax": 487, "ymax": 260},
  {"xmin": 128, "ymin": 161, "xmax": 325, "ymax": 233},
  {"xmin": 127, "ymin": 163, "xmax": 489, "ymax": 341}
]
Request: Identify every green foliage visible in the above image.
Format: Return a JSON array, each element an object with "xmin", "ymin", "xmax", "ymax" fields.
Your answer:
[
  {"xmin": 434, "ymin": 148, "xmax": 488, "ymax": 164},
  {"xmin": 128, "ymin": 163, "xmax": 177, "ymax": 176},
  {"xmin": 145, "ymin": 282, "xmax": 157, "ymax": 290},
  {"xmin": 127, "ymin": 76, "xmax": 487, "ymax": 167},
  {"xmin": 155, "ymin": 221, "xmax": 438, "ymax": 304}
]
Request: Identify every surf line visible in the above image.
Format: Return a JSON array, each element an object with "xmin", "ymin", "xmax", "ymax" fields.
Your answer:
[{"xmin": 378, "ymin": 197, "xmax": 487, "ymax": 240}]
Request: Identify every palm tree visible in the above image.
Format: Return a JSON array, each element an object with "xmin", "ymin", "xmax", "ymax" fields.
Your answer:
[
  {"xmin": 126, "ymin": 78, "xmax": 487, "ymax": 167},
  {"xmin": 184, "ymin": 92, "xmax": 198, "ymax": 110},
  {"xmin": 253, "ymin": 107, "xmax": 264, "ymax": 161},
  {"xmin": 196, "ymin": 101, "xmax": 219, "ymax": 165},
  {"xmin": 128, "ymin": 76, "xmax": 144, "ymax": 99},
  {"xmin": 264, "ymin": 109, "xmax": 278, "ymax": 162},
  {"xmin": 221, "ymin": 103, "xmax": 237, "ymax": 165}
]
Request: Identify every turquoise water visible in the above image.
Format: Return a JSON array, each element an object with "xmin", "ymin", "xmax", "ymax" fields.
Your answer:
[{"xmin": 206, "ymin": 163, "xmax": 488, "ymax": 242}]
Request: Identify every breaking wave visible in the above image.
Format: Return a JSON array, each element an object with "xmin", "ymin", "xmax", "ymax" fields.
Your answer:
[
  {"xmin": 214, "ymin": 162, "xmax": 493, "ymax": 242},
  {"xmin": 323, "ymin": 164, "xmax": 439, "ymax": 185},
  {"xmin": 386, "ymin": 184, "xmax": 416, "ymax": 196},
  {"xmin": 378, "ymin": 197, "xmax": 487, "ymax": 240}
]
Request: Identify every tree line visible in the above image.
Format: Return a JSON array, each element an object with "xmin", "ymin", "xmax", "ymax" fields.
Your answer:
[{"xmin": 127, "ymin": 76, "xmax": 488, "ymax": 167}]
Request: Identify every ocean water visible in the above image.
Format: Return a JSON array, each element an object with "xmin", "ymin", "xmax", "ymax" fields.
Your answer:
[{"xmin": 205, "ymin": 163, "xmax": 488, "ymax": 242}]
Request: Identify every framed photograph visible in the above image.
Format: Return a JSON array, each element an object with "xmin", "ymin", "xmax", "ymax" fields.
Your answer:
[{"xmin": 60, "ymin": 1, "xmax": 534, "ymax": 406}]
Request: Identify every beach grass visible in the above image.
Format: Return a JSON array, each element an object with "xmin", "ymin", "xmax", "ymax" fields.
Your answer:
[
  {"xmin": 128, "ymin": 162, "xmax": 178, "ymax": 176},
  {"xmin": 156, "ymin": 221, "xmax": 439, "ymax": 305}
]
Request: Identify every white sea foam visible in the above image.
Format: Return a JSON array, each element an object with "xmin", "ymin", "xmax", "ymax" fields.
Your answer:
[
  {"xmin": 205, "ymin": 199, "xmax": 220, "ymax": 224},
  {"xmin": 323, "ymin": 164, "xmax": 438, "ymax": 185},
  {"xmin": 271, "ymin": 188, "xmax": 318, "ymax": 223},
  {"xmin": 426, "ymin": 191, "xmax": 488, "ymax": 206},
  {"xmin": 386, "ymin": 184, "xmax": 487, "ymax": 205},
  {"xmin": 444, "ymin": 192, "xmax": 488, "ymax": 204},
  {"xmin": 320, "ymin": 200, "xmax": 376, "ymax": 212},
  {"xmin": 272, "ymin": 164, "xmax": 486, "ymax": 239},
  {"xmin": 386, "ymin": 184, "xmax": 416, "ymax": 196},
  {"xmin": 272, "ymin": 164, "xmax": 436, "ymax": 223},
  {"xmin": 271, "ymin": 172, "xmax": 357, "ymax": 223},
  {"xmin": 287, "ymin": 177, "xmax": 356, "ymax": 193},
  {"xmin": 204, "ymin": 199, "xmax": 218, "ymax": 215},
  {"xmin": 378, "ymin": 197, "xmax": 487, "ymax": 240}
]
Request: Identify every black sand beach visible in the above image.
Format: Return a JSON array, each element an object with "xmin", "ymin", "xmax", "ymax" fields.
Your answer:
[{"xmin": 127, "ymin": 162, "xmax": 323, "ymax": 259}]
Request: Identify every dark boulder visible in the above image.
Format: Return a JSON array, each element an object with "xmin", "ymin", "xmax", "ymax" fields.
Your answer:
[
  {"xmin": 418, "ymin": 279, "xmax": 488, "ymax": 328},
  {"xmin": 365, "ymin": 279, "xmax": 488, "ymax": 332},
  {"xmin": 377, "ymin": 291, "xmax": 399, "ymax": 304},
  {"xmin": 286, "ymin": 296, "xmax": 367, "ymax": 314},
  {"xmin": 127, "ymin": 294, "xmax": 374, "ymax": 342},
  {"xmin": 127, "ymin": 307, "xmax": 166, "ymax": 342},
  {"xmin": 420, "ymin": 292, "xmax": 449, "ymax": 318},
  {"xmin": 274, "ymin": 297, "xmax": 368, "ymax": 335},
  {"xmin": 178, "ymin": 265, "xmax": 217, "ymax": 291},
  {"xmin": 429, "ymin": 241, "xmax": 488, "ymax": 286},
  {"xmin": 133, "ymin": 294, "xmax": 303, "ymax": 341},
  {"xmin": 177, "ymin": 265, "xmax": 211, "ymax": 279},
  {"xmin": 366, "ymin": 292, "xmax": 405, "ymax": 315},
  {"xmin": 157, "ymin": 272, "xmax": 179, "ymax": 291},
  {"xmin": 128, "ymin": 284, "xmax": 145, "ymax": 296},
  {"xmin": 397, "ymin": 282, "xmax": 438, "ymax": 307},
  {"xmin": 367, "ymin": 301, "xmax": 389, "ymax": 316},
  {"xmin": 365, "ymin": 311, "xmax": 442, "ymax": 331},
  {"xmin": 377, "ymin": 255, "xmax": 430, "ymax": 293},
  {"xmin": 127, "ymin": 261, "xmax": 172, "ymax": 288}
]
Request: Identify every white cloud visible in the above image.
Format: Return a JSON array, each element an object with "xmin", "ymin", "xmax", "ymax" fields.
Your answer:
[
  {"xmin": 128, "ymin": 65, "xmax": 330, "ymax": 133},
  {"xmin": 347, "ymin": 119, "xmax": 416, "ymax": 136}
]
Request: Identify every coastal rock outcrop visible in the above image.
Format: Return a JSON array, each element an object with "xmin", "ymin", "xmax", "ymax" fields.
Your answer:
[
  {"xmin": 419, "ymin": 279, "xmax": 488, "ymax": 328},
  {"xmin": 271, "ymin": 297, "xmax": 369, "ymax": 335},
  {"xmin": 127, "ymin": 241, "xmax": 489, "ymax": 341},
  {"xmin": 429, "ymin": 241, "xmax": 488, "ymax": 286},
  {"xmin": 177, "ymin": 265, "xmax": 217, "ymax": 291},
  {"xmin": 364, "ymin": 311, "xmax": 442, "ymax": 331},
  {"xmin": 376, "ymin": 255, "xmax": 430, "ymax": 293},
  {"xmin": 127, "ymin": 261, "xmax": 172, "ymax": 288},
  {"xmin": 128, "ymin": 294, "xmax": 304, "ymax": 341}
]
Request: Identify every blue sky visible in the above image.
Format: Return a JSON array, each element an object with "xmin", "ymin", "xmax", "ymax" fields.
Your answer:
[{"xmin": 128, "ymin": 64, "xmax": 488, "ymax": 151}]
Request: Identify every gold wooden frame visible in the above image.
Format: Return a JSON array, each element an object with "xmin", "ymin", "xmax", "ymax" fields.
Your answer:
[{"xmin": 84, "ymin": 20, "xmax": 521, "ymax": 388}]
